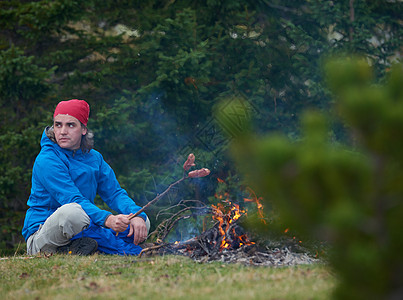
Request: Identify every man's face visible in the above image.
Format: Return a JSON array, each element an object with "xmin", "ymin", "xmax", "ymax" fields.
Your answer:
[{"xmin": 53, "ymin": 114, "xmax": 87, "ymax": 150}]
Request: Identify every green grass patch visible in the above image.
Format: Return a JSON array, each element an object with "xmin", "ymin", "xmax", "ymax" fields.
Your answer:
[{"xmin": 1, "ymin": 254, "xmax": 335, "ymax": 300}]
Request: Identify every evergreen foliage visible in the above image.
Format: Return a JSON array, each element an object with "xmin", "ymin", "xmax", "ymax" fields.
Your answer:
[
  {"xmin": 224, "ymin": 60, "xmax": 403, "ymax": 299},
  {"xmin": 0, "ymin": 0, "xmax": 401, "ymax": 254}
]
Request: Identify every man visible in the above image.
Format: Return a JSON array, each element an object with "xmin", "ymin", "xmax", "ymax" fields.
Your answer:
[{"xmin": 22, "ymin": 99, "xmax": 150, "ymax": 255}]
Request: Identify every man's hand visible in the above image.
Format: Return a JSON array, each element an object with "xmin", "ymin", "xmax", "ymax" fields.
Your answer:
[
  {"xmin": 127, "ymin": 217, "xmax": 147, "ymax": 245},
  {"xmin": 104, "ymin": 214, "xmax": 131, "ymax": 233}
]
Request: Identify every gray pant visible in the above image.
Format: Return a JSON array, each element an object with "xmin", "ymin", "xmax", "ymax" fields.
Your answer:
[
  {"xmin": 26, "ymin": 203, "xmax": 151, "ymax": 255},
  {"xmin": 27, "ymin": 203, "xmax": 90, "ymax": 255}
]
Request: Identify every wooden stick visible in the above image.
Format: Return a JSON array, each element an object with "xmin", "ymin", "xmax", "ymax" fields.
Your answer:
[
  {"xmin": 138, "ymin": 243, "xmax": 167, "ymax": 258},
  {"xmin": 115, "ymin": 175, "xmax": 187, "ymax": 236},
  {"xmin": 129, "ymin": 176, "xmax": 186, "ymax": 220}
]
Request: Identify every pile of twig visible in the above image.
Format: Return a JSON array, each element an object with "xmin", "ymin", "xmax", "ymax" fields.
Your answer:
[{"xmin": 140, "ymin": 222, "xmax": 319, "ymax": 267}]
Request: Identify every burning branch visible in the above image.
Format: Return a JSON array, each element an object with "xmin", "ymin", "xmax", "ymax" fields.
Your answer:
[{"xmin": 211, "ymin": 201, "xmax": 254, "ymax": 251}]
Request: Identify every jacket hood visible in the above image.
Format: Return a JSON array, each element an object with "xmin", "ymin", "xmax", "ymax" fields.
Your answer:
[{"xmin": 40, "ymin": 128, "xmax": 55, "ymax": 148}]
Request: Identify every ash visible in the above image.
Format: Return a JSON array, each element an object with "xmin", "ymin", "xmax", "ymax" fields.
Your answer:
[{"xmin": 191, "ymin": 245, "xmax": 319, "ymax": 267}]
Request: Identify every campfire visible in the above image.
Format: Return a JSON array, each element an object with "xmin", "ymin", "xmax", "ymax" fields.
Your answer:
[
  {"xmin": 139, "ymin": 154, "xmax": 318, "ymax": 267},
  {"xmin": 212, "ymin": 199, "xmax": 255, "ymax": 251}
]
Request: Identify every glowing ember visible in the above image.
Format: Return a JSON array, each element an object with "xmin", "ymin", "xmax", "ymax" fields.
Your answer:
[{"xmin": 284, "ymin": 228, "xmax": 303, "ymax": 244}]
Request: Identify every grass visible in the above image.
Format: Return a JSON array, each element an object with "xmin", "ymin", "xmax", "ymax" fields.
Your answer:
[{"xmin": 0, "ymin": 254, "xmax": 335, "ymax": 300}]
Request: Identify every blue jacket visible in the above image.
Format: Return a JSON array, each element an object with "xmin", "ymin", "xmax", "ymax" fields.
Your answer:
[{"xmin": 22, "ymin": 129, "xmax": 147, "ymax": 241}]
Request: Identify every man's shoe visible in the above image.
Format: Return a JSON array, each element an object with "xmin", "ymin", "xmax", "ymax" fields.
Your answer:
[{"xmin": 57, "ymin": 237, "xmax": 98, "ymax": 256}]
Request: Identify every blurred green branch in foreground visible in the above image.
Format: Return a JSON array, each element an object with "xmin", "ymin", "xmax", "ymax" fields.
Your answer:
[{"xmin": 216, "ymin": 58, "xmax": 403, "ymax": 300}]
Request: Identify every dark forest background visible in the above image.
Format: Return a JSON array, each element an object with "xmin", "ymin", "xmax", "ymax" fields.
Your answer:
[{"xmin": 0, "ymin": 0, "xmax": 401, "ymax": 254}]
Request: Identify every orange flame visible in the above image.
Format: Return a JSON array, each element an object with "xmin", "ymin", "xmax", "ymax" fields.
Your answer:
[
  {"xmin": 212, "ymin": 198, "xmax": 254, "ymax": 251},
  {"xmin": 243, "ymin": 187, "xmax": 266, "ymax": 224},
  {"xmin": 217, "ymin": 178, "xmax": 225, "ymax": 183}
]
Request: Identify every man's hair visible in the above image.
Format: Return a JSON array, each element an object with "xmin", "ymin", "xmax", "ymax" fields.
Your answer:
[{"xmin": 46, "ymin": 125, "xmax": 94, "ymax": 153}]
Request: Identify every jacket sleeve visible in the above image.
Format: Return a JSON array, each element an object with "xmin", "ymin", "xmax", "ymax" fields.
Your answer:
[
  {"xmin": 96, "ymin": 154, "xmax": 148, "ymax": 221},
  {"xmin": 34, "ymin": 151, "xmax": 112, "ymax": 227}
]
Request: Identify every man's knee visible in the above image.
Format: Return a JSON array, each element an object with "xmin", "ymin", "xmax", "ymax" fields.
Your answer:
[
  {"xmin": 27, "ymin": 203, "xmax": 90, "ymax": 254},
  {"xmin": 57, "ymin": 203, "xmax": 90, "ymax": 230}
]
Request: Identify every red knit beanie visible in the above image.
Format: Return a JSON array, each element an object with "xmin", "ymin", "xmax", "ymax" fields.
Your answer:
[{"xmin": 53, "ymin": 99, "xmax": 90, "ymax": 126}]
